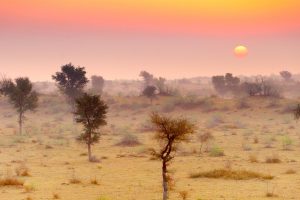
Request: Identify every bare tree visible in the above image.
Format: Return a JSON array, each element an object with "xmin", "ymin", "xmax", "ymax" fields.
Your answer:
[
  {"xmin": 74, "ymin": 93, "xmax": 108, "ymax": 162},
  {"xmin": 150, "ymin": 113, "xmax": 196, "ymax": 200}
]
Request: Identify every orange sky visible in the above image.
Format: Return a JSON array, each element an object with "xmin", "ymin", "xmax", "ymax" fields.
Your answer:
[{"xmin": 0, "ymin": 0, "xmax": 300, "ymax": 80}]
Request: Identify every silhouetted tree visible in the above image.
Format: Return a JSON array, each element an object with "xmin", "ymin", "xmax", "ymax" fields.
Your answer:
[
  {"xmin": 225, "ymin": 73, "xmax": 240, "ymax": 92},
  {"xmin": 212, "ymin": 76, "xmax": 226, "ymax": 95},
  {"xmin": 142, "ymin": 85, "xmax": 157, "ymax": 104},
  {"xmin": 91, "ymin": 75, "xmax": 105, "ymax": 94},
  {"xmin": 155, "ymin": 77, "xmax": 168, "ymax": 95},
  {"xmin": 212, "ymin": 73, "xmax": 240, "ymax": 95},
  {"xmin": 241, "ymin": 82, "xmax": 262, "ymax": 96},
  {"xmin": 150, "ymin": 113, "xmax": 196, "ymax": 200},
  {"xmin": 74, "ymin": 93, "xmax": 108, "ymax": 162},
  {"xmin": 52, "ymin": 63, "xmax": 88, "ymax": 110},
  {"xmin": 2, "ymin": 78, "xmax": 38, "ymax": 135},
  {"xmin": 139, "ymin": 71, "xmax": 154, "ymax": 87},
  {"xmin": 280, "ymin": 71, "xmax": 292, "ymax": 81}
]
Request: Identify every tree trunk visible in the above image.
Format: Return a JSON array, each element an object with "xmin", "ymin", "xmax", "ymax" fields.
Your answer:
[
  {"xmin": 88, "ymin": 143, "xmax": 92, "ymax": 162},
  {"xmin": 162, "ymin": 160, "xmax": 168, "ymax": 200},
  {"xmin": 18, "ymin": 112, "xmax": 23, "ymax": 135}
]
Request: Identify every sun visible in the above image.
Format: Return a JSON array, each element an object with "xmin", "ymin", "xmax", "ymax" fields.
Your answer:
[{"xmin": 234, "ymin": 45, "xmax": 248, "ymax": 58}]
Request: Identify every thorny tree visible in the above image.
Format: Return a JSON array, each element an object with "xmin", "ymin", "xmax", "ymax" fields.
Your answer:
[
  {"xmin": 74, "ymin": 93, "xmax": 108, "ymax": 162},
  {"xmin": 150, "ymin": 113, "xmax": 196, "ymax": 200}
]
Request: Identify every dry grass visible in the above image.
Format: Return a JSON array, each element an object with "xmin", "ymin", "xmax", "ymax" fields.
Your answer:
[
  {"xmin": 265, "ymin": 155, "xmax": 281, "ymax": 163},
  {"xmin": 0, "ymin": 177, "xmax": 24, "ymax": 187},
  {"xmin": 90, "ymin": 177, "xmax": 99, "ymax": 185},
  {"xmin": 249, "ymin": 155, "xmax": 259, "ymax": 163},
  {"xmin": 285, "ymin": 169, "xmax": 296, "ymax": 174},
  {"xmin": 15, "ymin": 164, "xmax": 30, "ymax": 177},
  {"xmin": 53, "ymin": 193, "xmax": 60, "ymax": 199},
  {"xmin": 190, "ymin": 169, "xmax": 274, "ymax": 180},
  {"xmin": 69, "ymin": 178, "xmax": 81, "ymax": 184},
  {"xmin": 179, "ymin": 190, "xmax": 189, "ymax": 200}
]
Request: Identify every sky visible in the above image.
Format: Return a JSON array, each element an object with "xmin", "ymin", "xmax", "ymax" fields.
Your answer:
[{"xmin": 0, "ymin": 0, "xmax": 300, "ymax": 81}]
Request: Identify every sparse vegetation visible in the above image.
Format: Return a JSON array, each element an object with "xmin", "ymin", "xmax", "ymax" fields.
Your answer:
[{"xmin": 190, "ymin": 169, "xmax": 273, "ymax": 180}]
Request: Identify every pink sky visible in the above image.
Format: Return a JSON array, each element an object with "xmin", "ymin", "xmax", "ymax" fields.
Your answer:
[{"xmin": 0, "ymin": 0, "xmax": 300, "ymax": 81}]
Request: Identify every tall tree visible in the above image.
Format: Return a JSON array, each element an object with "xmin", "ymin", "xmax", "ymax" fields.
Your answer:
[
  {"xmin": 150, "ymin": 113, "xmax": 196, "ymax": 200},
  {"xmin": 52, "ymin": 63, "xmax": 89, "ymax": 110},
  {"xmin": 91, "ymin": 75, "xmax": 105, "ymax": 95},
  {"xmin": 1, "ymin": 77, "xmax": 38, "ymax": 135},
  {"xmin": 74, "ymin": 93, "xmax": 108, "ymax": 162}
]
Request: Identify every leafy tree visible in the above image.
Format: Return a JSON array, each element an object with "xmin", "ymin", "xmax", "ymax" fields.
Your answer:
[
  {"xmin": 150, "ymin": 113, "xmax": 196, "ymax": 200},
  {"xmin": 2, "ymin": 77, "xmax": 38, "ymax": 135},
  {"xmin": 91, "ymin": 75, "xmax": 105, "ymax": 94},
  {"xmin": 74, "ymin": 93, "xmax": 108, "ymax": 162},
  {"xmin": 52, "ymin": 63, "xmax": 89, "ymax": 109},
  {"xmin": 142, "ymin": 85, "xmax": 157, "ymax": 104},
  {"xmin": 280, "ymin": 71, "xmax": 292, "ymax": 81}
]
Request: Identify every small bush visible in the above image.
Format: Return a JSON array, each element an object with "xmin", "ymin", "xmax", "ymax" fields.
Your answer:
[
  {"xmin": 53, "ymin": 193, "xmax": 60, "ymax": 199},
  {"xmin": 249, "ymin": 155, "xmax": 259, "ymax": 163},
  {"xmin": 190, "ymin": 169, "xmax": 273, "ymax": 180},
  {"xmin": 69, "ymin": 178, "xmax": 81, "ymax": 184},
  {"xmin": 179, "ymin": 190, "xmax": 189, "ymax": 200},
  {"xmin": 15, "ymin": 164, "xmax": 30, "ymax": 177},
  {"xmin": 281, "ymin": 135, "xmax": 293, "ymax": 150},
  {"xmin": 285, "ymin": 169, "xmax": 296, "ymax": 174},
  {"xmin": 209, "ymin": 146, "xmax": 225, "ymax": 157},
  {"xmin": 0, "ymin": 177, "xmax": 24, "ymax": 187},
  {"xmin": 116, "ymin": 134, "xmax": 141, "ymax": 147},
  {"xmin": 90, "ymin": 177, "xmax": 99, "ymax": 185},
  {"xmin": 265, "ymin": 154, "xmax": 281, "ymax": 163}
]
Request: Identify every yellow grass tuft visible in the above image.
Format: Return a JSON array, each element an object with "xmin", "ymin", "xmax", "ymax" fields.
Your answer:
[
  {"xmin": 0, "ymin": 177, "xmax": 24, "ymax": 187},
  {"xmin": 190, "ymin": 169, "xmax": 273, "ymax": 180}
]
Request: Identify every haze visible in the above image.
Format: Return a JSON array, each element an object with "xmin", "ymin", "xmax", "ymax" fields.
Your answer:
[{"xmin": 1, "ymin": 0, "xmax": 300, "ymax": 81}]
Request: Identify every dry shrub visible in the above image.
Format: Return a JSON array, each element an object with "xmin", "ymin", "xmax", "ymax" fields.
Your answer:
[
  {"xmin": 265, "ymin": 154, "xmax": 281, "ymax": 163},
  {"xmin": 285, "ymin": 169, "xmax": 296, "ymax": 174},
  {"xmin": 24, "ymin": 183, "xmax": 36, "ymax": 193},
  {"xmin": 198, "ymin": 131, "xmax": 214, "ymax": 153},
  {"xmin": 179, "ymin": 190, "xmax": 189, "ymax": 200},
  {"xmin": 249, "ymin": 155, "xmax": 259, "ymax": 163},
  {"xmin": 15, "ymin": 164, "xmax": 30, "ymax": 177},
  {"xmin": 116, "ymin": 134, "xmax": 141, "ymax": 147},
  {"xmin": 190, "ymin": 169, "xmax": 273, "ymax": 180},
  {"xmin": 69, "ymin": 178, "xmax": 81, "ymax": 184},
  {"xmin": 53, "ymin": 193, "xmax": 60, "ymax": 199},
  {"xmin": 90, "ymin": 177, "xmax": 99, "ymax": 185},
  {"xmin": 0, "ymin": 177, "xmax": 24, "ymax": 187}
]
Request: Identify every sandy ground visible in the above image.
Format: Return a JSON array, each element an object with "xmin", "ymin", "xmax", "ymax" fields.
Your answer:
[{"xmin": 0, "ymin": 95, "xmax": 299, "ymax": 200}]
